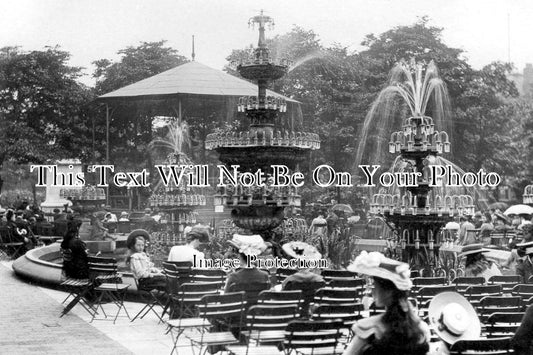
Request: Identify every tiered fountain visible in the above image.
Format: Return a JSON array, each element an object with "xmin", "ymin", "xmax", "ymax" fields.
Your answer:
[
  {"xmin": 363, "ymin": 60, "xmax": 475, "ymax": 275},
  {"xmin": 150, "ymin": 120, "xmax": 206, "ymax": 245},
  {"xmin": 206, "ymin": 11, "xmax": 320, "ymax": 240}
]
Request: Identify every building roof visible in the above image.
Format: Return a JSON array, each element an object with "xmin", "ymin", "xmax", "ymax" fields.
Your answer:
[{"xmin": 98, "ymin": 61, "xmax": 297, "ymax": 102}]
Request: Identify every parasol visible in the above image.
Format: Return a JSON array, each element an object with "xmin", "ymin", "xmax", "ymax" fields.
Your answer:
[
  {"xmin": 331, "ymin": 204, "xmax": 354, "ymax": 215},
  {"xmin": 504, "ymin": 204, "xmax": 533, "ymax": 216},
  {"xmin": 444, "ymin": 222, "xmax": 460, "ymax": 230}
]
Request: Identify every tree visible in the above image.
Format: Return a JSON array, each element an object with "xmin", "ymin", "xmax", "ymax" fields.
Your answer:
[
  {"xmin": 0, "ymin": 46, "xmax": 94, "ymax": 193},
  {"xmin": 91, "ymin": 41, "xmax": 189, "ymax": 172},
  {"xmin": 93, "ymin": 40, "xmax": 188, "ymax": 94}
]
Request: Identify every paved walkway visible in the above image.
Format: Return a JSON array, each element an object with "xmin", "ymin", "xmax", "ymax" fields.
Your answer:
[{"xmin": 0, "ymin": 261, "xmax": 195, "ymax": 355}]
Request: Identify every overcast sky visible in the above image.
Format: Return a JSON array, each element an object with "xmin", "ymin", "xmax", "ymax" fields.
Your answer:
[{"xmin": 2, "ymin": 0, "xmax": 533, "ymax": 86}]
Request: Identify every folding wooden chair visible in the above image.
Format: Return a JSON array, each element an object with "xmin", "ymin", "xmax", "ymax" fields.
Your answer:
[
  {"xmin": 87, "ymin": 256, "xmax": 130, "ymax": 324},
  {"xmin": 185, "ymin": 292, "xmax": 247, "ymax": 355},
  {"xmin": 257, "ymin": 290, "xmax": 303, "ymax": 308},
  {"xmin": 489, "ymin": 275, "xmax": 522, "ymax": 293},
  {"xmin": 166, "ymin": 289, "xmax": 231, "ymax": 355},
  {"xmin": 130, "ymin": 277, "xmax": 167, "ymax": 323},
  {"xmin": 59, "ymin": 277, "xmax": 94, "ymax": 317},
  {"xmin": 313, "ymin": 288, "xmax": 359, "ymax": 306},
  {"xmin": 327, "ymin": 278, "xmax": 365, "ymax": 290},
  {"xmin": 227, "ymin": 304, "xmax": 300, "ymax": 355},
  {"xmin": 465, "ymin": 284, "xmax": 502, "ymax": 307},
  {"xmin": 321, "ymin": 269, "xmax": 358, "ymax": 281},
  {"xmin": 511, "ymin": 284, "xmax": 533, "ymax": 302},
  {"xmin": 484, "ymin": 312, "xmax": 524, "ymax": 338},
  {"xmin": 283, "ymin": 319, "xmax": 344, "ymax": 355},
  {"xmin": 275, "ymin": 268, "xmax": 297, "ymax": 284},
  {"xmin": 412, "ymin": 277, "xmax": 448, "ymax": 295},
  {"xmin": 453, "ymin": 276, "xmax": 485, "ymax": 294},
  {"xmin": 284, "ymin": 280, "xmax": 326, "ymax": 318},
  {"xmin": 449, "ymin": 337, "xmax": 513, "ymax": 355},
  {"xmin": 478, "ymin": 296, "xmax": 523, "ymax": 323},
  {"xmin": 170, "ymin": 281, "xmax": 222, "ymax": 319},
  {"xmin": 312, "ymin": 303, "xmax": 364, "ymax": 332},
  {"xmin": 190, "ymin": 268, "xmax": 226, "ymax": 284},
  {"xmin": 228, "ymin": 282, "xmax": 271, "ymax": 309}
]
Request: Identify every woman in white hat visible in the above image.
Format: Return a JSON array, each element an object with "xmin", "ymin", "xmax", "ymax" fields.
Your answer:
[
  {"xmin": 459, "ymin": 243, "xmax": 501, "ymax": 282},
  {"xmin": 343, "ymin": 251, "xmax": 430, "ymax": 355},
  {"xmin": 224, "ymin": 234, "xmax": 270, "ymax": 293},
  {"xmin": 428, "ymin": 292, "xmax": 481, "ymax": 354}
]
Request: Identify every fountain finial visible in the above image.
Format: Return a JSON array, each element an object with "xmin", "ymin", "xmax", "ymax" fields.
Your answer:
[{"xmin": 249, "ymin": 10, "xmax": 274, "ymax": 48}]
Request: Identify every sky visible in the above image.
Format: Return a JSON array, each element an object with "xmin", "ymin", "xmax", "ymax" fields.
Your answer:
[{"xmin": 2, "ymin": 0, "xmax": 533, "ymax": 86}]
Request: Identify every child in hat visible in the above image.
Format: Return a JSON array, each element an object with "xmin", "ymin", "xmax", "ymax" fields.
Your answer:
[{"xmin": 343, "ymin": 251, "xmax": 430, "ymax": 355}]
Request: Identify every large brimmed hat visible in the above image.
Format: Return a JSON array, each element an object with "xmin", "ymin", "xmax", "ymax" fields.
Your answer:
[
  {"xmin": 428, "ymin": 292, "xmax": 481, "ymax": 345},
  {"xmin": 347, "ymin": 251, "xmax": 412, "ymax": 291},
  {"xmin": 186, "ymin": 225, "xmax": 210, "ymax": 243},
  {"xmin": 458, "ymin": 243, "xmax": 489, "ymax": 257},
  {"xmin": 229, "ymin": 234, "xmax": 267, "ymax": 256},
  {"xmin": 494, "ymin": 212, "xmax": 510, "ymax": 224},
  {"xmin": 126, "ymin": 229, "xmax": 150, "ymax": 250},
  {"xmin": 444, "ymin": 221, "xmax": 460, "ymax": 230},
  {"xmin": 282, "ymin": 241, "xmax": 322, "ymax": 261}
]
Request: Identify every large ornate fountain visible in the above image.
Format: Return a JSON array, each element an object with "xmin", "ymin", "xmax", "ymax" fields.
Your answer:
[
  {"xmin": 364, "ymin": 60, "xmax": 475, "ymax": 274},
  {"xmin": 206, "ymin": 11, "xmax": 320, "ymax": 239}
]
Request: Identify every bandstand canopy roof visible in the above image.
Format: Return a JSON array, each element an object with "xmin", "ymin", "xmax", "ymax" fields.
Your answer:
[{"xmin": 97, "ymin": 61, "xmax": 298, "ymax": 103}]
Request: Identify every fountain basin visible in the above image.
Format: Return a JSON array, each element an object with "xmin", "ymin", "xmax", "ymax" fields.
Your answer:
[{"xmin": 12, "ymin": 239, "xmax": 137, "ymax": 290}]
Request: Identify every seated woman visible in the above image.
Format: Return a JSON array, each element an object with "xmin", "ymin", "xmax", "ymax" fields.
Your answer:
[
  {"xmin": 61, "ymin": 216, "xmax": 88, "ymax": 279},
  {"xmin": 5, "ymin": 209, "xmax": 33, "ymax": 255},
  {"xmin": 127, "ymin": 230, "xmax": 166, "ymax": 291},
  {"xmin": 460, "ymin": 243, "xmax": 501, "ymax": 282},
  {"xmin": 343, "ymin": 251, "xmax": 430, "ymax": 355},
  {"xmin": 281, "ymin": 241, "xmax": 325, "ymax": 316},
  {"xmin": 225, "ymin": 234, "xmax": 270, "ymax": 294}
]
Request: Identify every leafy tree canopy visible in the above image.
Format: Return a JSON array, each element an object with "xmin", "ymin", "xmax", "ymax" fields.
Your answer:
[
  {"xmin": 0, "ymin": 46, "xmax": 94, "ymax": 191},
  {"xmin": 93, "ymin": 40, "xmax": 189, "ymax": 95}
]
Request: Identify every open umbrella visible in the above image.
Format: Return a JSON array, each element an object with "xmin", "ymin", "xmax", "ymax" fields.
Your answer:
[
  {"xmin": 331, "ymin": 204, "xmax": 353, "ymax": 215},
  {"xmin": 488, "ymin": 202, "xmax": 509, "ymax": 211},
  {"xmin": 504, "ymin": 204, "xmax": 533, "ymax": 216}
]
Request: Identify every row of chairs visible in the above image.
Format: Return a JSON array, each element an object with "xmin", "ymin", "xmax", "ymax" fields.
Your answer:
[
  {"xmin": 166, "ymin": 288, "xmax": 522, "ymax": 355},
  {"xmin": 167, "ymin": 291, "xmax": 349, "ymax": 355},
  {"xmin": 60, "ymin": 256, "xmax": 130, "ymax": 324}
]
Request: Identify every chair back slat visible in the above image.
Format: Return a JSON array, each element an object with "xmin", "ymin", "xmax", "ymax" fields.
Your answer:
[
  {"xmin": 314, "ymin": 288, "xmax": 359, "ymax": 306},
  {"xmin": 453, "ymin": 276, "xmax": 485, "ymax": 293},
  {"xmin": 465, "ymin": 284, "xmax": 502, "ymax": 304},
  {"xmin": 511, "ymin": 284, "xmax": 533, "ymax": 300},
  {"xmin": 312, "ymin": 303, "xmax": 364, "ymax": 327},
  {"xmin": 485, "ymin": 313, "xmax": 524, "ymax": 338},
  {"xmin": 190, "ymin": 268, "xmax": 226, "ymax": 283},
  {"xmin": 197, "ymin": 292, "xmax": 246, "ymax": 327},
  {"xmin": 245, "ymin": 304, "xmax": 300, "ymax": 331},
  {"xmin": 258, "ymin": 290, "xmax": 303, "ymax": 305},
  {"xmin": 327, "ymin": 278, "xmax": 365, "ymax": 289},
  {"xmin": 450, "ymin": 337, "xmax": 513, "ymax": 355},
  {"xmin": 321, "ymin": 269, "xmax": 358, "ymax": 280}
]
